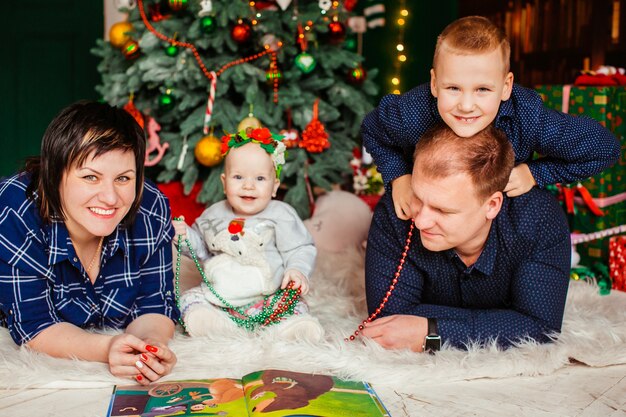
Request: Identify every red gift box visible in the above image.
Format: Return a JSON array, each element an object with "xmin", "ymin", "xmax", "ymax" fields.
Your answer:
[{"xmin": 609, "ymin": 235, "xmax": 626, "ymax": 292}]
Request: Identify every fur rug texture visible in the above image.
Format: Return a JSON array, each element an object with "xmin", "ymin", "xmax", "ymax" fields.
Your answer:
[{"xmin": 1, "ymin": 247, "xmax": 626, "ymax": 390}]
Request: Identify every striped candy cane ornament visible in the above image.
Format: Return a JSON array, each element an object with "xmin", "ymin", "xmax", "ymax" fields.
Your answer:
[{"xmin": 203, "ymin": 71, "xmax": 217, "ymax": 135}]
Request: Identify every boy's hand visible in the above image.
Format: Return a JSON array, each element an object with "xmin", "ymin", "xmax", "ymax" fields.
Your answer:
[
  {"xmin": 504, "ymin": 164, "xmax": 537, "ymax": 197},
  {"xmin": 281, "ymin": 269, "xmax": 309, "ymax": 295},
  {"xmin": 172, "ymin": 216, "xmax": 188, "ymax": 238},
  {"xmin": 391, "ymin": 174, "xmax": 413, "ymax": 220}
]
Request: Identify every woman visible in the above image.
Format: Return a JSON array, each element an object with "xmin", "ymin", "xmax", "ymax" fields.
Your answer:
[{"xmin": 0, "ymin": 101, "xmax": 179, "ymax": 384}]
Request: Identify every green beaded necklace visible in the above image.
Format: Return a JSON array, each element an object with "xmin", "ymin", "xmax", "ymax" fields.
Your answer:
[{"xmin": 174, "ymin": 232, "xmax": 301, "ymax": 332}]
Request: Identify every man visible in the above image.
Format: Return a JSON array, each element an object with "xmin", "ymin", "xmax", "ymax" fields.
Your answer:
[{"xmin": 361, "ymin": 124, "xmax": 571, "ymax": 352}]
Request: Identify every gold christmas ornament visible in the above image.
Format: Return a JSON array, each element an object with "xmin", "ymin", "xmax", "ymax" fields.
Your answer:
[
  {"xmin": 109, "ymin": 21, "xmax": 134, "ymax": 48},
  {"xmin": 194, "ymin": 135, "xmax": 224, "ymax": 167},
  {"xmin": 237, "ymin": 115, "xmax": 262, "ymax": 132}
]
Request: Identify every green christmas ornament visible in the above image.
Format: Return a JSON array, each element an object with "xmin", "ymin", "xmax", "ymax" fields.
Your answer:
[
  {"xmin": 295, "ymin": 52, "xmax": 316, "ymax": 74},
  {"xmin": 200, "ymin": 16, "xmax": 215, "ymax": 34},
  {"xmin": 344, "ymin": 35, "xmax": 357, "ymax": 51},
  {"xmin": 158, "ymin": 90, "xmax": 175, "ymax": 111},
  {"xmin": 165, "ymin": 44, "xmax": 179, "ymax": 56}
]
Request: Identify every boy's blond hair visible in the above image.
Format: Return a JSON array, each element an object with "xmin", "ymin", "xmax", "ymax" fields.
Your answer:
[{"xmin": 433, "ymin": 16, "xmax": 511, "ymax": 74}]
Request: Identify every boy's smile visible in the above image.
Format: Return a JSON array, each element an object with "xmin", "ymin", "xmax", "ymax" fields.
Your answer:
[{"xmin": 430, "ymin": 46, "xmax": 513, "ymax": 137}]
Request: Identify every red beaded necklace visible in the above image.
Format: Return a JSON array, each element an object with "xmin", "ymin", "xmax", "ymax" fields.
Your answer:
[{"xmin": 346, "ymin": 222, "xmax": 414, "ymax": 341}]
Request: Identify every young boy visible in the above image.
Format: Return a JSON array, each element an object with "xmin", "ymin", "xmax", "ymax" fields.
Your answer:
[
  {"xmin": 361, "ymin": 16, "xmax": 621, "ymax": 220},
  {"xmin": 173, "ymin": 128, "xmax": 323, "ymax": 342}
]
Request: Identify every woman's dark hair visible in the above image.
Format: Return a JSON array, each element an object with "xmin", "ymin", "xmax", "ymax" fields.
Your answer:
[{"xmin": 24, "ymin": 100, "xmax": 146, "ymax": 227}]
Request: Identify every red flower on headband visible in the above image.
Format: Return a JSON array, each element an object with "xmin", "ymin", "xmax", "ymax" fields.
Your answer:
[
  {"xmin": 249, "ymin": 127, "xmax": 273, "ymax": 144},
  {"xmin": 220, "ymin": 135, "xmax": 230, "ymax": 155}
]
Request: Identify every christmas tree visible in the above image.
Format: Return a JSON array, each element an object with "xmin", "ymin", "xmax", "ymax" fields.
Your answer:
[{"xmin": 93, "ymin": 0, "xmax": 379, "ymax": 218}]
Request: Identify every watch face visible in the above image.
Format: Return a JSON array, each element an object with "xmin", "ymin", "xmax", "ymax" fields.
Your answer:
[{"xmin": 424, "ymin": 335, "xmax": 441, "ymax": 352}]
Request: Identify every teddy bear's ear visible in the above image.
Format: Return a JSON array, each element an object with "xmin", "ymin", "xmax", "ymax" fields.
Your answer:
[{"xmin": 258, "ymin": 228, "xmax": 273, "ymax": 244}]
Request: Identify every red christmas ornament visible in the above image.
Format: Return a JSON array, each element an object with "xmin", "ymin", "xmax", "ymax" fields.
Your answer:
[
  {"xmin": 344, "ymin": 0, "xmax": 358, "ymax": 11},
  {"xmin": 149, "ymin": 2, "xmax": 171, "ymax": 22},
  {"xmin": 123, "ymin": 94, "xmax": 145, "ymax": 129},
  {"xmin": 121, "ymin": 39, "xmax": 141, "ymax": 59},
  {"xmin": 231, "ymin": 21, "xmax": 252, "ymax": 43},
  {"xmin": 328, "ymin": 21, "xmax": 346, "ymax": 44},
  {"xmin": 300, "ymin": 99, "xmax": 330, "ymax": 153},
  {"xmin": 254, "ymin": 0, "xmax": 277, "ymax": 10},
  {"xmin": 347, "ymin": 65, "xmax": 367, "ymax": 85}
]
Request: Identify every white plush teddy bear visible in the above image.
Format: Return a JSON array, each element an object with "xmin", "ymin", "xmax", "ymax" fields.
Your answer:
[{"xmin": 198, "ymin": 221, "xmax": 275, "ymax": 307}]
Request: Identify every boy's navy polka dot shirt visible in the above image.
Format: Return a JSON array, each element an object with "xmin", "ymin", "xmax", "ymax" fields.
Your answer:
[
  {"xmin": 362, "ymin": 83, "xmax": 620, "ymax": 188},
  {"xmin": 365, "ymin": 188, "xmax": 571, "ymax": 349}
]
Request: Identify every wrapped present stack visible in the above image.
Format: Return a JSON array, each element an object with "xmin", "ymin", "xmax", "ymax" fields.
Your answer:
[
  {"xmin": 609, "ymin": 236, "xmax": 626, "ymax": 291},
  {"xmin": 536, "ymin": 84, "xmax": 626, "ymax": 270}
]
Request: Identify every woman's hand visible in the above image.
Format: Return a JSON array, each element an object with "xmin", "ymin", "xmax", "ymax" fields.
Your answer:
[
  {"xmin": 108, "ymin": 334, "xmax": 177, "ymax": 385},
  {"xmin": 132, "ymin": 340, "xmax": 178, "ymax": 385}
]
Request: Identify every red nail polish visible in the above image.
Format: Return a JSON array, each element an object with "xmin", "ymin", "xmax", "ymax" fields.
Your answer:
[
  {"xmin": 145, "ymin": 345, "xmax": 158, "ymax": 353},
  {"xmin": 140, "ymin": 353, "xmax": 149, "ymax": 362},
  {"xmin": 135, "ymin": 374, "xmax": 143, "ymax": 381}
]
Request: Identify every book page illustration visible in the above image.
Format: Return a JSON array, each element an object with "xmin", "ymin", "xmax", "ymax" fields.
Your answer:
[
  {"xmin": 107, "ymin": 378, "xmax": 247, "ymax": 416},
  {"xmin": 242, "ymin": 369, "xmax": 390, "ymax": 417}
]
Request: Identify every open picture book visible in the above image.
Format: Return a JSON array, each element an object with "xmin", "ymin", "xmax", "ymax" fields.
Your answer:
[{"xmin": 106, "ymin": 368, "xmax": 391, "ymax": 417}]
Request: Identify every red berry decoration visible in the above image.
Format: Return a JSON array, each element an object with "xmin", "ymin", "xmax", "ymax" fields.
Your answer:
[
  {"xmin": 328, "ymin": 21, "xmax": 346, "ymax": 44},
  {"xmin": 231, "ymin": 22, "xmax": 252, "ymax": 44}
]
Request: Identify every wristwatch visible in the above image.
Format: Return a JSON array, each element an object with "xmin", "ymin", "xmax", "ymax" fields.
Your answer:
[{"xmin": 422, "ymin": 318, "xmax": 441, "ymax": 354}]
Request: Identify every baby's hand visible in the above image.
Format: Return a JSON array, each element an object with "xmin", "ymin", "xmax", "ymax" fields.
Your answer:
[
  {"xmin": 504, "ymin": 164, "xmax": 537, "ymax": 197},
  {"xmin": 281, "ymin": 269, "xmax": 309, "ymax": 295},
  {"xmin": 172, "ymin": 216, "xmax": 188, "ymax": 238},
  {"xmin": 391, "ymin": 174, "xmax": 413, "ymax": 220}
]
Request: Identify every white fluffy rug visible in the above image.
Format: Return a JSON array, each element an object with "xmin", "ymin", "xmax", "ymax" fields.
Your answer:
[{"xmin": 1, "ymin": 248, "xmax": 626, "ymax": 390}]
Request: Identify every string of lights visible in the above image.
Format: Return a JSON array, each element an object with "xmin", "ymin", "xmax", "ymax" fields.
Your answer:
[{"xmin": 390, "ymin": 1, "xmax": 409, "ymax": 94}]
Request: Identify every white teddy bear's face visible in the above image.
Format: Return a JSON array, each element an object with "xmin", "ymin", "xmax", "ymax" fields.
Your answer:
[{"xmin": 205, "ymin": 227, "xmax": 272, "ymax": 265}]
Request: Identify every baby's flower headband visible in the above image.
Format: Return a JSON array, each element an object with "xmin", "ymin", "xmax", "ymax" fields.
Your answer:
[{"xmin": 221, "ymin": 127, "xmax": 287, "ymax": 178}]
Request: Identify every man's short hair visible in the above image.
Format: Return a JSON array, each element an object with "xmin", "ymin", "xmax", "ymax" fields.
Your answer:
[
  {"xmin": 433, "ymin": 16, "xmax": 511, "ymax": 74},
  {"xmin": 413, "ymin": 124, "xmax": 515, "ymax": 201}
]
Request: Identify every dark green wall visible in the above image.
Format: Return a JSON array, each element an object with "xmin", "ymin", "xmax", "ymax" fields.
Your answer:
[
  {"xmin": 363, "ymin": 1, "xmax": 458, "ymax": 98},
  {"xmin": 0, "ymin": 1, "xmax": 102, "ymax": 178}
]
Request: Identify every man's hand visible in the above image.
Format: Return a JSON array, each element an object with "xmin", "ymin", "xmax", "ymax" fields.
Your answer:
[
  {"xmin": 281, "ymin": 269, "xmax": 309, "ymax": 295},
  {"xmin": 360, "ymin": 315, "xmax": 428, "ymax": 352},
  {"xmin": 504, "ymin": 164, "xmax": 537, "ymax": 197},
  {"xmin": 391, "ymin": 175, "xmax": 413, "ymax": 220}
]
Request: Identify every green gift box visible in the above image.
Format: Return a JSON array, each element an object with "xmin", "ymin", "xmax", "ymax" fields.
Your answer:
[
  {"xmin": 570, "ymin": 199, "xmax": 626, "ymax": 267},
  {"xmin": 536, "ymin": 85, "xmax": 626, "ymax": 139},
  {"xmin": 536, "ymin": 85, "xmax": 626, "ymax": 266}
]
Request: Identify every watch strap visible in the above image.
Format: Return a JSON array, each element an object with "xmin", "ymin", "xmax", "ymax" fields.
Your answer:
[{"xmin": 422, "ymin": 317, "xmax": 441, "ymax": 353}]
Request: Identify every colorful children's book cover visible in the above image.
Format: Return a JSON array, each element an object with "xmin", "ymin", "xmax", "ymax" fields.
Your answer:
[{"xmin": 106, "ymin": 369, "xmax": 391, "ymax": 417}]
